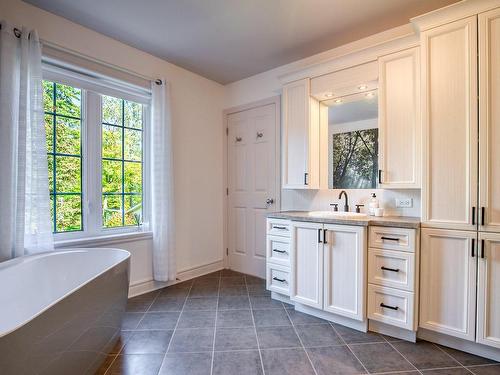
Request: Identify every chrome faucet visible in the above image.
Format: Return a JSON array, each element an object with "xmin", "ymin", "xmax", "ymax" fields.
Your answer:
[{"xmin": 338, "ymin": 190, "xmax": 349, "ymax": 212}]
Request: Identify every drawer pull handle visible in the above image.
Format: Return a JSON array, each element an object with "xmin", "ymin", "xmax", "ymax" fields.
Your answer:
[
  {"xmin": 381, "ymin": 266, "xmax": 400, "ymax": 273},
  {"xmin": 273, "ymin": 249, "xmax": 287, "ymax": 254},
  {"xmin": 380, "ymin": 303, "xmax": 399, "ymax": 311},
  {"xmin": 273, "ymin": 277, "xmax": 287, "ymax": 283},
  {"xmin": 381, "ymin": 236, "xmax": 399, "ymax": 242},
  {"xmin": 273, "ymin": 226, "xmax": 288, "ymax": 230}
]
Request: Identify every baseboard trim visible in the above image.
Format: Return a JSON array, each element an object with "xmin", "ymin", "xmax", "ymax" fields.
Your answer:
[
  {"xmin": 294, "ymin": 302, "xmax": 368, "ymax": 332},
  {"xmin": 369, "ymin": 320, "xmax": 417, "ymax": 342},
  {"xmin": 418, "ymin": 328, "xmax": 500, "ymax": 362},
  {"xmin": 128, "ymin": 259, "xmax": 224, "ymax": 297}
]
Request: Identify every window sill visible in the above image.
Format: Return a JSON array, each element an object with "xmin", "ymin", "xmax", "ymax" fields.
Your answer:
[{"xmin": 54, "ymin": 230, "xmax": 153, "ymax": 248}]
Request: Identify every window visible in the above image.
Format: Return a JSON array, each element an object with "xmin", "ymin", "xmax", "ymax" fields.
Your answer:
[
  {"xmin": 42, "ymin": 77, "xmax": 148, "ymax": 238},
  {"xmin": 43, "ymin": 81, "xmax": 83, "ymax": 233}
]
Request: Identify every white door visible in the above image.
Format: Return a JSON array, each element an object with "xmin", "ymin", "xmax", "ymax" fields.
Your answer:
[
  {"xmin": 421, "ymin": 16, "xmax": 478, "ymax": 230},
  {"xmin": 290, "ymin": 221, "xmax": 323, "ymax": 309},
  {"xmin": 477, "ymin": 232, "xmax": 500, "ymax": 349},
  {"xmin": 479, "ymin": 8, "xmax": 500, "ymax": 233},
  {"xmin": 227, "ymin": 103, "xmax": 278, "ymax": 277},
  {"xmin": 323, "ymin": 225, "xmax": 366, "ymax": 321},
  {"xmin": 419, "ymin": 228, "xmax": 477, "ymax": 341}
]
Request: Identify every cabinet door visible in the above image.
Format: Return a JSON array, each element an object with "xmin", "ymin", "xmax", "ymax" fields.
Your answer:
[
  {"xmin": 421, "ymin": 17, "xmax": 478, "ymax": 230},
  {"xmin": 290, "ymin": 221, "xmax": 323, "ymax": 309},
  {"xmin": 282, "ymin": 79, "xmax": 319, "ymax": 189},
  {"xmin": 378, "ymin": 47, "xmax": 420, "ymax": 188},
  {"xmin": 323, "ymin": 225, "xmax": 366, "ymax": 321},
  {"xmin": 477, "ymin": 232, "xmax": 500, "ymax": 349},
  {"xmin": 479, "ymin": 8, "xmax": 500, "ymax": 233},
  {"xmin": 420, "ymin": 228, "xmax": 477, "ymax": 341}
]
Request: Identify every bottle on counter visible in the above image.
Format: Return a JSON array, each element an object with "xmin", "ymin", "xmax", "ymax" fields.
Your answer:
[{"xmin": 368, "ymin": 193, "xmax": 379, "ymax": 216}]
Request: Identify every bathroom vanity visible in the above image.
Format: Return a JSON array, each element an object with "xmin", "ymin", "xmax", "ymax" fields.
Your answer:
[{"xmin": 266, "ymin": 212, "xmax": 420, "ymax": 341}]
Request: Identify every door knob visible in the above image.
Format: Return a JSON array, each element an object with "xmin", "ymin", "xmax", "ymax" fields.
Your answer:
[{"xmin": 266, "ymin": 198, "xmax": 274, "ymax": 205}]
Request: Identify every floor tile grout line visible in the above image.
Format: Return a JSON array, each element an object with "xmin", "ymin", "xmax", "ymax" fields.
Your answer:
[
  {"xmin": 247, "ymin": 276, "xmax": 267, "ymax": 375},
  {"xmin": 384, "ymin": 340, "xmax": 423, "ymax": 375},
  {"xmin": 329, "ymin": 322, "xmax": 371, "ymax": 375},
  {"xmin": 156, "ymin": 278, "xmax": 194, "ymax": 375},
  {"xmin": 209, "ymin": 272, "xmax": 222, "ymax": 375},
  {"xmin": 283, "ymin": 305, "xmax": 319, "ymax": 375},
  {"xmin": 432, "ymin": 343, "xmax": 475, "ymax": 374}
]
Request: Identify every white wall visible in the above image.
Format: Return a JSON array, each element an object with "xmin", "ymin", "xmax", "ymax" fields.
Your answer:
[
  {"xmin": 1, "ymin": 0, "xmax": 226, "ymax": 286},
  {"xmin": 224, "ymin": 26, "xmax": 421, "ymax": 218}
]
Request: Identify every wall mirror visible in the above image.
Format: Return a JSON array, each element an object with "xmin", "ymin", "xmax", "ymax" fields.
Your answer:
[{"xmin": 324, "ymin": 91, "xmax": 378, "ymax": 189}]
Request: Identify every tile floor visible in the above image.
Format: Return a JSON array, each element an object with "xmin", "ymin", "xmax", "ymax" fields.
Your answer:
[{"xmin": 96, "ymin": 270, "xmax": 499, "ymax": 375}]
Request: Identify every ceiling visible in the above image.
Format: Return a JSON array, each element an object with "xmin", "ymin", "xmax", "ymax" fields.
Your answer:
[{"xmin": 25, "ymin": 0, "xmax": 459, "ymax": 84}]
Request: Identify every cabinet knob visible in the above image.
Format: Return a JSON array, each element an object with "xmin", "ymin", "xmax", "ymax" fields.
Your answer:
[{"xmin": 266, "ymin": 198, "xmax": 274, "ymax": 205}]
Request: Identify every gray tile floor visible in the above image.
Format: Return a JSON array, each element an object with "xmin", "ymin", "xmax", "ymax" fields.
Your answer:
[{"xmin": 96, "ymin": 270, "xmax": 499, "ymax": 375}]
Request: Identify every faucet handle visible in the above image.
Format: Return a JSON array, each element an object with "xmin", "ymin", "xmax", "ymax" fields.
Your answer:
[
  {"xmin": 355, "ymin": 204, "xmax": 365, "ymax": 213},
  {"xmin": 330, "ymin": 203, "xmax": 339, "ymax": 212}
]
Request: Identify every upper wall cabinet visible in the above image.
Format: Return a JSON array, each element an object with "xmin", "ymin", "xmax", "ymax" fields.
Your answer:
[
  {"xmin": 420, "ymin": 16, "xmax": 478, "ymax": 230},
  {"xmin": 378, "ymin": 47, "xmax": 421, "ymax": 189},
  {"xmin": 282, "ymin": 78, "xmax": 320, "ymax": 189},
  {"xmin": 479, "ymin": 7, "xmax": 500, "ymax": 232}
]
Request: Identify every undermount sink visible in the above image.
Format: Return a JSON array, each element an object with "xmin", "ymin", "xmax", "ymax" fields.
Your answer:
[{"xmin": 307, "ymin": 211, "xmax": 367, "ymax": 219}]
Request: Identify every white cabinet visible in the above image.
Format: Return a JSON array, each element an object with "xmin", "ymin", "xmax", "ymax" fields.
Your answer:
[
  {"xmin": 282, "ymin": 79, "xmax": 320, "ymax": 189},
  {"xmin": 479, "ymin": 8, "xmax": 500, "ymax": 233},
  {"xmin": 477, "ymin": 232, "xmax": 500, "ymax": 349},
  {"xmin": 290, "ymin": 221, "xmax": 324, "ymax": 309},
  {"xmin": 419, "ymin": 228, "xmax": 477, "ymax": 341},
  {"xmin": 378, "ymin": 47, "xmax": 420, "ymax": 189},
  {"xmin": 323, "ymin": 224, "xmax": 366, "ymax": 321},
  {"xmin": 421, "ymin": 16, "xmax": 478, "ymax": 230}
]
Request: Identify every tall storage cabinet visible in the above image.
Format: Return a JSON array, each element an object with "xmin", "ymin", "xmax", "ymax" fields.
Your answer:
[
  {"xmin": 417, "ymin": 5, "xmax": 500, "ymax": 350},
  {"xmin": 282, "ymin": 79, "xmax": 320, "ymax": 189}
]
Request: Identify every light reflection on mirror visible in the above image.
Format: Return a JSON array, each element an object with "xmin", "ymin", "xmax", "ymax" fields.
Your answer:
[{"xmin": 327, "ymin": 91, "xmax": 378, "ymax": 189}]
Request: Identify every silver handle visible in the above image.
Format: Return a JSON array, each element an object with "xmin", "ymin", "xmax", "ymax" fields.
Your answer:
[{"xmin": 266, "ymin": 198, "xmax": 274, "ymax": 205}]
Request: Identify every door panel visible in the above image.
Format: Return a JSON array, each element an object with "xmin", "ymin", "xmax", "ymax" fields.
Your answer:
[
  {"xmin": 228, "ymin": 103, "xmax": 277, "ymax": 277},
  {"xmin": 290, "ymin": 222, "xmax": 323, "ymax": 309},
  {"xmin": 420, "ymin": 228, "xmax": 477, "ymax": 341},
  {"xmin": 421, "ymin": 17, "xmax": 478, "ymax": 230},
  {"xmin": 477, "ymin": 232, "xmax": 500, "ymax": 349},
  {"xmin": 323, "ymin": 225, "xmax": 366, "ymax": 321},
  {"xmin": 479, "ymin": 8, "xmax": 500, "ymax": 233}
]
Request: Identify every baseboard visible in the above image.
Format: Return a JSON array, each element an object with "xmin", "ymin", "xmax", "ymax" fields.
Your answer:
[
  {"xmin": 294, "ymin": 302, "xmax": 368, "ymax": 332},
  {"xmin": 418, "ymin": 328, "xmax": 500, "ymax": 362},
  {"xmin": 369, "ymin": 320, "xmax": 417, "ymax": 342},
  {"xmin": 128, "ymin": 259, "xmax": 224, "ymax": 297}
]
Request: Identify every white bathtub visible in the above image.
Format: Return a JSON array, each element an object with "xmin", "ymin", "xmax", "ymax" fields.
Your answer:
[{"xmin": 0, "ymin": 248, "xmax": 130, "ymax": 375}]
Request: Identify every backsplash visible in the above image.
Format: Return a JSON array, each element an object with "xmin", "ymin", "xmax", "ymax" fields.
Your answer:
[{"xmin": 281, "ymin": 189, "xmax": 421, "ymax": 217}]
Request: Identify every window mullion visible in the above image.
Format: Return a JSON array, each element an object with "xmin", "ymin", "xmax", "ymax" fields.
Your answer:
[{"xmin": 85, "ymin": 91, "xmax": 102, "ymax": 235}]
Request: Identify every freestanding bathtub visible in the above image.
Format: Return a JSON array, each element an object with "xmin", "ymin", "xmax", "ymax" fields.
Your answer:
[{"xmin": 0, "ymin": 248, "xmax": 130, "ymax": 375}]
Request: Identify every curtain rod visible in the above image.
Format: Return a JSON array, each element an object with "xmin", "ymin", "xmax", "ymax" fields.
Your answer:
[{"xmin": 41, "ymin": 39, "xmax": 156, "ymax": 83}]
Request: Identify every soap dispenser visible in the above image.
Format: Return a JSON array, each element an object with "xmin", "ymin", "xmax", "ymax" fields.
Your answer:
[{"xmin": 368, "ymin": 193, "xmax": 379, "ymax": 216}]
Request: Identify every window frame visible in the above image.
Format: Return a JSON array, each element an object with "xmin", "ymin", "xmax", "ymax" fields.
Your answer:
[{"xmin": 42, "ymin": 68, "xmax": 151, "ymax": 242}]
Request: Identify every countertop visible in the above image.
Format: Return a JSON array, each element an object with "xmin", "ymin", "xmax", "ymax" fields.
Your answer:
[{"xmin": 267, "ymin": 211, "xmax": 420, "ymax": 229}]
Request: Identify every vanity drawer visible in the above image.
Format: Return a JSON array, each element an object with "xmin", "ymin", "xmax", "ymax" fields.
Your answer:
[
  {"xmin": 267, "ymin": 235, "xmax": 290, "ymax": 266},
  {"xmin": 267, "ymin": 218, "xmax": 291, "ymax": 237},
  {"xmin": 369, "ymin": 226, "xmax": 415, "ymax": 252},
  {"xmin": 368, "ymin": 248, "xmax": 415, "ymax": 291},
  {"xmin": 266, "ymin": 263, "xmax": 290, "ymax": 296},
  {"xmin": 368, "ymin": 284, "xmax": 415, "ymax": 331}
]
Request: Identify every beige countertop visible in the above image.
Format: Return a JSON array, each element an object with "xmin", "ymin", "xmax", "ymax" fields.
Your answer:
[{"xmin": 267, "ymin": 211, "xmax": 420, "ymax": 229}]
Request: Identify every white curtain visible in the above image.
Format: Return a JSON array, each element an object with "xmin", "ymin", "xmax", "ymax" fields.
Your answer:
[
  {"xmin": 151, "ymin": 79, "xmax": 176, "ymax": 281},
  {"xmin": 0, "ymin": 23, "xmax": 53, "ymax": 261}
]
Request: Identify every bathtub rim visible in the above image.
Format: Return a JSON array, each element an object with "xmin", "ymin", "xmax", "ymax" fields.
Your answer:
[{"xmin": 0, "ymin": 247, "xmax": 130, "ymax": 338}]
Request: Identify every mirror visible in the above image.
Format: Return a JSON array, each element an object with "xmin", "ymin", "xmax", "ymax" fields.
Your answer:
[{"xmin": 326, "ymin": 91, "xmax": 378, "ymax": 189}]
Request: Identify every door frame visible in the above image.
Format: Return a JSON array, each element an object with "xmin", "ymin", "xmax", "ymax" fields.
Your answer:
[{"xmin": 222, "ymin": 96, "xmax": 281, "ymax": 270}]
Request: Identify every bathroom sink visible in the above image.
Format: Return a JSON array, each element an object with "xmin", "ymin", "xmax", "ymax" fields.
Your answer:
[{"xmin": 307, "ymin": 211, "xmax": 367, "ymax": 219}]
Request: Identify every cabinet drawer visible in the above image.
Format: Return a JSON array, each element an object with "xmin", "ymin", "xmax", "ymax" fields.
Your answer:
[
  {"xmin": 369, "ymin": 226, "xmax": 415, "ymax": 252},
  {"xmin": 266, "ymin": 263, "xmax": 290, "ymax": 296},
  {"xmin": 368, "ymin": 248, "xmax": 414, "ymax": 291},
  {"xmin": 267, "ymin": 235, "xmax": 290, "ymax": 267},
  {"xmin": 368, "ymin": 284, "xmax": 415, "ymax": 331},
  {"xmin": 267, "ymin": 218, "xmax": 291, "ymax": 237}
]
